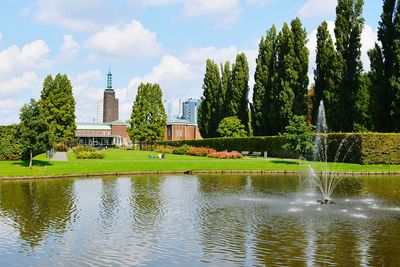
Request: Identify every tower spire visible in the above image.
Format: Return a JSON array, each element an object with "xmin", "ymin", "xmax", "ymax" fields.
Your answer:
[
  {"xmin": 107, "ymin": 70, "xmax": 112, "ymax": 89},
  {"xmin": 107, "ymin": 63, "xmax": 112, "ymax": 89}
]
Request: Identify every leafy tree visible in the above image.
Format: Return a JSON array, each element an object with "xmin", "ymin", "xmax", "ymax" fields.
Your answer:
[
  {"xmin": 314, "ymin": 21, "xmax": 341, "ymax": 130},
  {"xmin": 282, "ymin": 115, "xmax": 314, "ymax": 161},
  {"xmin": 252, "ymin": 25, "xmax": 278, "ymax": 136},
  {"xmin": 128, "ymin": 83, "xmax": 167, "ymax": 143},
  {"xmin": 369, "ymin": 0, "xmax": 400, "ymax": 131},
  {"xmin": 227, "ymin": 53, "xmax": 250, "ymax": 133},
  {"xmin": 273, "ymin": 23, "xmax": 296, "ymax": 134},
  {"xmin": 0, "ymin": 125, "xmax": 22, "ymax": 160},
  {"xmin": 354, "ymin": 73, "xmax": 373, "ymax": 132},
  {"xmin": 198, "ymin": 60, "xmax": 221, "ymax": 138},
  {"xmin": 39, "ymin": 74, "xmax": 76, "ymax": 145},
  {"xmin": 217, "ymin": 116, "xmax": 247, "ymax": 138},
  {"xmin": 334, "ymin": 0, "xmax": 365, "ymax": 131},
  {"xmin": 19, "ymin": 99, "xmax": 52, "ymax": 168},
  {"xmin": 291, "ymin": 18, "xmax": 309, "ymax": 116},
  {"xmin": 219, "ymin": 62, "xmax": 231, "ymax": 121}
]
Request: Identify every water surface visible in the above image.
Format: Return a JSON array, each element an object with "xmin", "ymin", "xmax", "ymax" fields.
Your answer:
[{"xmin": 0, "ymin": 174, "xmax": 399, "ymax": 266}]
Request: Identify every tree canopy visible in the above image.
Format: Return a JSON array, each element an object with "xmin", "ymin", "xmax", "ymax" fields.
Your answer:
[
  {"xmin": 19, "ymin": 99, "xmax": 52, "ymax": 168},
  {"xmin": 39, "ymin": 74, "xmax": 76, "ymax": 145},
  {"xmin": 128, "ymin": 83, "xmax": 167, "ymax": 142},
  {"xmin": 217, "ymin": 116, "xmax": 247, "ymax": 138}
]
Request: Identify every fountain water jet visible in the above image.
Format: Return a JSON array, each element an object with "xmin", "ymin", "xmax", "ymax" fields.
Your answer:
[{"xmin": 309, "ymin": 101, "xmax": 356, "ymax": 204}]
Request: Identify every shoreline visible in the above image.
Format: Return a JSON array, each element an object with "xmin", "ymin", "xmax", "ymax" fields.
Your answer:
[{"xmin": 1, "ymin": 170, "xmax": 400, "ymax": 181}]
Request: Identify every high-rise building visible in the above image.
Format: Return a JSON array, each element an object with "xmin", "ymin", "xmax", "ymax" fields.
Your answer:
[
  {"xmin": 164, "ymin": 98, "xmax": 174, "ymax": 120},
  {"xmin": 96, "ymin": 100, "xmax": 103, "ymax": 123},
  {"xmin": 183, "ymin": 98, "xmax": 201, "ymax": 124},
  {"xmin": 103, "ymin": 71, "xmax": 119, "ymax": 123}
]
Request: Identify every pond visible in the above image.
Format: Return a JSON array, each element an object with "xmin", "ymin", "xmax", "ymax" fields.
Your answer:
[{"xmin": 0, "ymin": 174, "xmax": 400, "ymax": 266}]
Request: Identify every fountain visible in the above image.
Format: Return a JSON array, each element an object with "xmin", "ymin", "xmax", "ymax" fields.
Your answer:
[{"xmin": 309, "ymin": 101, "xmax": 356, "ymax": 204}]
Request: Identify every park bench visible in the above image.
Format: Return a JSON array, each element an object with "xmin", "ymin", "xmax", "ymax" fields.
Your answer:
[
  {"xmin": 250, "ymin": 151, "xmax": 262, "ymax": 157},
  {"xmin": 241, "ymin": 151, "xmax": 250, "ymax": 156}
]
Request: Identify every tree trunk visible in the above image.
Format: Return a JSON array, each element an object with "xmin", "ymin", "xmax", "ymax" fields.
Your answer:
[{"xmin": 29, "ymin": 150, "xmax": 33, "ymax": 169}]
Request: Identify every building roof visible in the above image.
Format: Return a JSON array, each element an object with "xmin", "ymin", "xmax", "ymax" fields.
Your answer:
[
  {"xmin": 110, "ymin": 120, "xmax": 129, "ymax": 126},
  {"xmin": 166, "ymin": 118, "xmax": 196, "ymax": 126},
  {"xmin": 77, "ymin": 123, "xmax": 112, "ymax": 130}
]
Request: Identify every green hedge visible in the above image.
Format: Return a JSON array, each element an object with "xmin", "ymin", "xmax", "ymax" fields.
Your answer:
[
  {"xmin": 360, "ymin": 133, "xmax": 400, "ymax": 165},
  {"xmin": 159, "ymin": 133, "xmax": 400, "ymax": 165}
]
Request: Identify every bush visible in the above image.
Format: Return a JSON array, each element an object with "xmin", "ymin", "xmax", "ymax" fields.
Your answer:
[
  {"xmin": 73, "ymin": 145, "xmax": 104, "ymax": 159},
  {"xmin": 73, "ymin": 145, "xmax": 96, "ymax": 153},
  {"xmin": 54, "ymin": 143, "xmax": 68, "ymax": 152},
  {"xmin": 75, "ymin": 150, "xmax": 104, "ymax": 159},
  {"xmin": 0, "ymin": 125, "xmax": 22, "ymax": 160},
  {"xmin": 208, "ymin": 151, "xmax": 243, "ymax": 159},
  {"xmin": 172, "ymin": 144, "xmax": 193, "ymax": 155},
  {"xmin": 186, "ymin": 147, "xmax": 217, "ymax": 157},
  {"xmin": 217, "ymin": 116, "xmax": 247, "ymax": 137},
  {"xmin": 154, "ymin": 146, "xmax": 174, "ymax": 154}
]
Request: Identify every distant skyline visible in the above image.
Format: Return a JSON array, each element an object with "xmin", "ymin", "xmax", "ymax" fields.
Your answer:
[{"xmin": 0, "ymin": 0, "xmax": 382, "ymax": 125}]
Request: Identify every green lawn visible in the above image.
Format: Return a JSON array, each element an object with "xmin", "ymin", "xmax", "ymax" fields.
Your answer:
[{"xmin": 0, "ymin": 149, "xmax": 399, "ymax": 177}]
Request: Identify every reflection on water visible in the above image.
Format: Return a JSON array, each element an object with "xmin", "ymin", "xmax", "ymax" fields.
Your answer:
[{"xmin": 0, "ymin": 175, "xmax": 399, "ymax": 266}]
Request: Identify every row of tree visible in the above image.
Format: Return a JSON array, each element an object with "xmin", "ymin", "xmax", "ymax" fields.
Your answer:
[
  {"xmin": 199, "ymin": 0, "xmax": 400, "ymax": 137},
  {"xmin": 252, "ymin": 18, "xmax": 309, "ymax": 136},
  {"xmin": 198, "ymin": 54, "xmax": 250, "ymax": 138}
]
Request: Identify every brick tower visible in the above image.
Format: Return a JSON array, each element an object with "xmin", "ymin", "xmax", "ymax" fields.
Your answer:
[{"xmin": 103, "ymin": 71, "xmax": 119, "ymax": 123}]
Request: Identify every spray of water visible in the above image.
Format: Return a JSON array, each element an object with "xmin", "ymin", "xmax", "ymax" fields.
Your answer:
[{"xmin": 310, "ymin": 101, "xmax": 355, "ymax": 203}]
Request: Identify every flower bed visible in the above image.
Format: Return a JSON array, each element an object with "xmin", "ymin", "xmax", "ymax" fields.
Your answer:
[
  {"xmin": 186, "ymin": 147, "xmax": 217, "ymax": 157},
  {"xmin": 208, "ymin": 151, "xmax": 243, "ymax": 159}
]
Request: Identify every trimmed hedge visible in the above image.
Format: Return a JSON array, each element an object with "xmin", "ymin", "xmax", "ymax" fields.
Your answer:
[{"xmin": 159, "ymin": 133, "xmax": 400, "ymax": 165}]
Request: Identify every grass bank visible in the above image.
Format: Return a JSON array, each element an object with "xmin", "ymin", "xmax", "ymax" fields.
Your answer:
[{"xmin": 0, "ymin": 149, "xmax": 399, "ymax": 178}]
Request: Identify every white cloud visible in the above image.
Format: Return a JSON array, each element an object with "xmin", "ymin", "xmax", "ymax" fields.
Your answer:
[
  {"xmin": 298, "ymin": 0, "xmax": 337, "ymax": 19},
  {"xmin": 72, "ymin": 70, "xmax": 104, "ymax": 122},
  {"xmin": 183, "ymin": 0, "xmax": 241, "ymax": 25},
  {"xmin": 85, "ymin": 20, "xmax": 162, "ymax": 61},
  {"xmin": 183, "ymin": 46, "xmax": 239, "ymax": 68},
  {"xmin": 0, "ymin": 72, "xmax": 40, "ymax": 96},
  {"xmin": 59, "ymin": 35, "xmax": 80, "ymax": 61},
  {"xmin": 0, "ymin": 32, "xmax": 3, "ymax": 45},
  {"xmin": 0, "ymin": 99, "xmax": 24, "ymax": 125},
  {"xmin": 0, "ymin": 39, "xmax": 52, "ymax": 123},
  {"xmin": 26, "ymin": 0, "xmax": 119, "ymax": 32},
  {"xmin": 245, "ymin": 0, "xmax": 271, "ymax": 6},
  {"xmin": 361, "ymin": 24, "xmax": 377, "ymax": 70},
  {"xmin": 0, "ymin": 40, "xmax": 52, "ymax": 74}
]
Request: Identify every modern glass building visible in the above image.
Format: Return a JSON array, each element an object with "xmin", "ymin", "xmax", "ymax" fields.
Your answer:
[{"xmin": 182, "ymin": 98, "xmax": 201, "ymax": 125}]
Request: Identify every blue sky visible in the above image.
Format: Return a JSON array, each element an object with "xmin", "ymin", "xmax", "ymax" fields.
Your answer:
[{"xmin": 0, "ymin": 0, "xmax": 382, "ymax": 125}]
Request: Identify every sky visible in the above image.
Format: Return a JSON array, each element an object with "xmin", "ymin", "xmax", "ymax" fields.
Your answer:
[{"xmin": 0, "ymin": 0, "xmax": 382, "ymax": 125}]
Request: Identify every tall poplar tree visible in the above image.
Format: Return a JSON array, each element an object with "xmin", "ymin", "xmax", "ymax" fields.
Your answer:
[
  {"xmin": 334, "ymin": 0, "xmax": 365, "ymax": 131},
  {"xmin": 39, "ymin": 74, "xmax": 76, "ymax": 145},
  {"xmin": 227, "ymin": 53, "xmax": 250, "ymax": 133},
  {"xmin": 369, "ymin": 0, "xmax": 400, "ymax": 131},
  {"xmin": 273, "ymin": 23, "xmax": 296, "ymax": 134},
  {"xmin": 252, "ymin": 25, "xmax": 278, "ymax": 136},
  {"xmin": 219, "ymin": 62, "xmax": 231, "ymax": 121},
  {"xmin": 314, "ymin": 21, "xmax": 341, "ymax": 130},
  {"xmin": 198, "ymin": 59, "xmax": 221, "ymax": 138},
  {"xmin": 128, "ymin": 83, "xmax": 167, "ymax": 142},
  {"xmin": 291, "ymin": 18, "xmax": 309, "ymax": 117}
]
